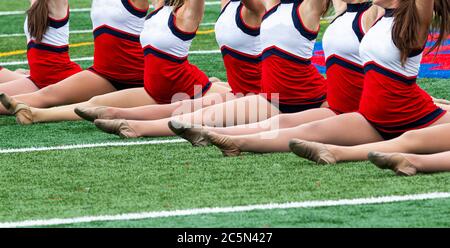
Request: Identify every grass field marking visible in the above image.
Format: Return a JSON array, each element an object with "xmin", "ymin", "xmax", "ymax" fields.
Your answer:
[
  {"xmin": 0, "ymin": 23, "xmax": 217, "ymax": 38},
  {"xmin": 0, "ymin": 139, "xmax": 186, "ymax": 154},
  {"xmin": 0, "ymin": 192, "xmax": 448, "ymax": 228},
  {"xmin": 0, "ymin": 2, "xmax": 221, "ymax": 16},
  {"xmin": 0, "ymin": 50, "xmax": 221, "ymax": 66}
]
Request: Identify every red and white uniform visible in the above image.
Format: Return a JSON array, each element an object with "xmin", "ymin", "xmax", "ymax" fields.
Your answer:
[
  {"xmin": 359, "ymin": 9, "xmax": 446, "ymax": 139},
  {"xmin": 89, "ymin": 0, "xmax": 147, "ymax": 89},
  {"xmin": 215, "ymin": 0, "xmax": 262, "ymax": 95},
  {"xmin": 260, "ymin": 0, "xmax": 327, "ymax": 112},
  {"xmin": 141, "ymin": 6, "xmax": 211, "ymax": 104},
  {"xmin": 323, "ymin": 2, "xmax": 371, "ymax": 114},
  {"xmin": 25, "ymin": 8, "xmax": 82, "ymax": 88}
]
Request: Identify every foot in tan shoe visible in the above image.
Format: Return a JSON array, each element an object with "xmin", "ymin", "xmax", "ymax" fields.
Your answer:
[
  {"xmin": 205, "ymin": 131, "xmax": 241, "ymax": 157},
  {"xmin": 289, "ymin": 139, "xmax": 336, "ymax": 165},
  {"xmin": 168, "ymin": 120, "xmax": 210, "ymax": 147},
  {"xmin": 0, "ymin": 93, "xmax": 33, "ymax": 125},
  {"xmin": 368, "ymin": 152, "xmax": 417, "ymax": 176},
  {"xmin": 94, "ymin": 119, "xmax": 139, "ymax": 138},
  {"xmin": 75, "ymin": 106, "xmax": 111, "ymax": 122}
]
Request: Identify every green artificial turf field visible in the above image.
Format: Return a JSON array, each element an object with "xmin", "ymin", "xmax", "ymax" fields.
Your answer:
[{"xmin": 0, "ymin": 0, "xmax": 449, "ymax": 228}]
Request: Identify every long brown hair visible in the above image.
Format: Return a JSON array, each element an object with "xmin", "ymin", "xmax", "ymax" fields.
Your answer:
[
  {"xmin": 165, "ymin": 0, "xmax": 185, "ymax": 9},
  {"xmin": 27, "ymin": 0, "xmax": 50, "ymax": 42},
  {"xmin": 392, "ymin": 0, "xmax": 450, "ymax": 66}
]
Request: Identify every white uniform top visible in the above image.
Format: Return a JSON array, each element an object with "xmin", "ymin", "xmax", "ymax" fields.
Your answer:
[
  {"xmin": 140, "ymin": 6, "xmax": 196, "ymax": 60},
  {"xmin": 91, "ymin": 0, "xmax": 146, "ymax": 38},
  {"xmin": 215, "ymin": 0, "xmax": 261, "ymax": 58},
  {"xmin": 261, "ymin": 0, "xmax": 318, "ymax": 62},
  {"xmin": 360, "ymin": 9, "xmax": 423, "ymax": 81},
  {"xmin": 323, "ymin": 2, "xmax": 372, "ymax": 70},
  {"xmin": 24, "ymin": 9, "xmax": 70, "ymax": 47}
]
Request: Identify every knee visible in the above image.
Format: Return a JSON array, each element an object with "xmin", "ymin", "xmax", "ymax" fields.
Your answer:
[
  {"xmin": 32, "ymin": 85, "xmax": 59, "ymax": 107},
  {"xmin": 87, "ymin": 95, "xmax": 104, "ymax": 106},
  {"xmin": 399, "ymin": 130, "xmax": 422, "ymax": 148}
]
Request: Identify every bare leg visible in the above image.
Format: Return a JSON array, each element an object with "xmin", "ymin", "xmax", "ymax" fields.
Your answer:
[
  {"xmin": 369, "ymin": 151, "xmax": 450, "ymax": 176},
  {"xmin": 0, "ymin": 77, "xmax": 39, "ymax": 96},
  {"xmin": 75, "ymin": 84, "xmax": 234, "ymax": 121},
  {"xmin": 30, "ymin": 88, "xmax": 157, "ymax": 123},
  {"xmin": 402, "ymin": 152, "xmax": 450, "ymax": 173},
  {"xmin": 326, "ymin": 113, "xmax": 450, "ymax": 162},
  {"xmin": 206, "ymin": 112, "xmax": 384, "ymax": 156},
  {"xmin": 0, "ymin": 68, "xmax": 26, "ymax": 83},
  {"xmin": 202, "ymin": 108, "xmax": 336, "ymax": 136},
  {"xmin": 94, "ymin": 92, "xmax": 237, "ymax": 121},
  {"xmin": 95, "ymin": 95, "xmax": 280, "ymax": 137},
  {"xmin": 0, "ymin": 70, "xmax": 116, "ymax": 114}
]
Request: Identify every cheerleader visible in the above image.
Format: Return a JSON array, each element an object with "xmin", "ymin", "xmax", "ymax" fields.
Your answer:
[
  {"xmin": 172, "ymin": 0, "xmax": 381, "ymax": 147},
  {"xmin": 0, "ymin": 0, "xmax": 151, "ymax": 118},
  {"xmin": 0, "ymin": 0, "xmax": 81, "ymax": 96},
  {"xmin": 74, "ymin": 0, "xmax": 264, "ymax": 122},
  {"xmin": 0, "ymin": 0, "xmax": 230, "ymax": 124},
  {"xmin": 84, "ymin": 0, "xmax": 332, "ymax": 139},
  {"xmin": 204, "ymin": 0, "xmax": 450, "ymax": 157}
]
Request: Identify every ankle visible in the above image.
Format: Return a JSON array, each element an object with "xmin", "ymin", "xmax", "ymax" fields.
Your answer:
[
  {"xmin": 401, "ymin": 154, "xmax": 421, "ymax": 170},
  {"xmin": 326, "ymin": 145, "xmax": 341, "ymax": 161}
]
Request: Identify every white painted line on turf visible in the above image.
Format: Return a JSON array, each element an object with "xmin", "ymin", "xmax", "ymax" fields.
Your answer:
[
  {"xmin": 0, "ymin": 139, "xmax": 186, "ymax": 154},
  {"xmin": 0, "ymin": 23, "xmax": 217, "ymax": 38},
  {"xmin": 0, "ymin": 192, "xmax": 448, "ymax": 228},
  {"xmin": 0, "ymin": 2, "xmax": 221, "ymax": 16},
  {"xmin": 0, "ymin": 50, "xmax": 221, "ymax": 66}
]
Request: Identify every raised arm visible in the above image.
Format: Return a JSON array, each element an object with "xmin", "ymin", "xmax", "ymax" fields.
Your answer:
[
  {"xmin": 416, "ymin": 0, "xmax": 435, "ymax": 27},
  {"xmin": 332, "ymin": 0, "xmax": 346, "ymax": 16},
  {"xmin": 300, "ymin": 0, "xmax": 330, "ymax": 32},
  {"xmin": 178, "ymin": 0, "xmax": 205, "ymax": 31},
  {"xmin": 242, "ymin": 0, "xmax": 266, "ymax": 15},
  {"xmin": 362, "ymin": 5, "xmax": 385, "ymax": 33}
]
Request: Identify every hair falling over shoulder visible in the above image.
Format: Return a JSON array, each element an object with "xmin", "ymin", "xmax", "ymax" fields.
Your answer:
[
  {"xmin": 27, "ymin": 0, "xmax": 50, "ymax": 43},
  {"xmin": 392, "ymin": 0, "xmax": 450, "ymax": 66}
]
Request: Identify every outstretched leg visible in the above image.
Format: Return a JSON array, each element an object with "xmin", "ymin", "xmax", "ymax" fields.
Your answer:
[
  {"xmin": 26, "ymin": 88, "xmax": 157, "ymax": 123},
  {"xmin": 205, "ymin": 112, "xmax": 384, "ymax": 156},
  {"xmin": 0, "ymin": 77, "xmax": 39, "ymax": 96},
  {"xmin": 322, "ymin": 114, "xmax": 450, "ymax": 163},
  {"xmin": 0, "ymin": 68, "xmax": 27, "ymax": 83},
  {"xmin": 95, "ymin": 95, "xmax": 281, "ymax": 137},
  {"xmin": 77, "ymin": 91, "xmax": 237, "ymax": 121},
  {"xmin": 0, "ymin": 70, "xmax": 116, "ymax": 114},
  {"xmin": 369, "ymin": 151, "xmax": 450, "ymax": 176}
]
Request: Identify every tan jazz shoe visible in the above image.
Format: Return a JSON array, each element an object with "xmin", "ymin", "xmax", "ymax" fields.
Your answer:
[
  {"xmin": 94, "ymin": 119, "xmax": 139, "ymax": 138},
  {"xmin": 0, "ymin": 93, "xmax": 33, "ymax": 125},
  {"xmin": 168, "ymin": 120, "xmax": 210, "ymax": 147},
  {"xmin": 289, "ymin": 139, "xmax": 337, "ymax": 165},
  {"xmin": 75, "ymin": 106, "xmax": 110, "ymax": 122},
  {"xmin": 368, "ymin": 152, "xmax": 417, "ymax": 176},
  {"xmin": 205, "ymin": 131, "xmax": 241, "ymax": 157}
]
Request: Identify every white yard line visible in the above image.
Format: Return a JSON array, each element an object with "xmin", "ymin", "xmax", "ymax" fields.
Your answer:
[
  {"xmin": 0, "ymin": 192, "xmax": 448, "ymax": 228},
  {"xmin": 0, "ymin": 139, "xmax": 186, "ymax": 154},
  {"xmin": 0, "ymin": 50, "xmax": 221, "ymax": 66},
  {"xmin": 0, "ymin": 23, "xmax": 217, "ymax": 38},
  {"xmin": 0, "ymin": 2, "xmax": 221, "ymax": 16}
]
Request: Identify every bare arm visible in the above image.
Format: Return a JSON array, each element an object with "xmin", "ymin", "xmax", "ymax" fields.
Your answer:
[
  {"xmin": 242, "ymin": 0, "xmax": 266, "ymax": 15},
  {"xmin": 332, "ymin": 0, "xmax": 346, "ymax": 16},
  {"xmin": 178, "ymin": 0, "xmax": 205, "ymax": 32},
  {"xmin": 48, "ymin": 0, "xmax": 69, "ymax": 19},
  {"xmin": 241, "ymin": 0, "xmax": 266, "ymax": 27},
  {"xmin": 362, "ymin": 5, "xmax": 385, "ymax": 33},
  {"xmin": 415, "ymin": 0, "xmax": 434, "ymax": 44},
  {"xmin": 300, "ymin": 0, "xmax": 329, "ymax": 32}
]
